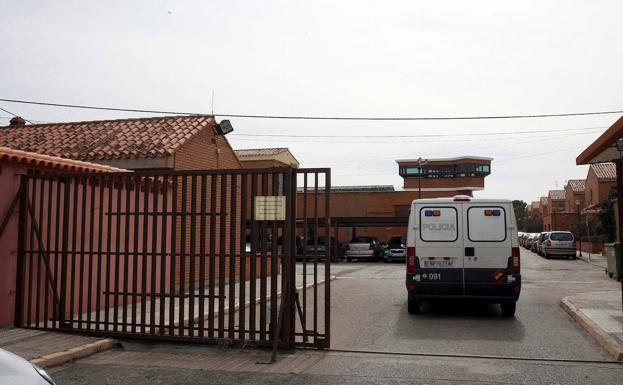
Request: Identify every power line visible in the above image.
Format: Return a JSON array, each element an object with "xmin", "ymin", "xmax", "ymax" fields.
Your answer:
[
  {"xmin": 0, "ymin": 106, "xmax": 34, "ymax": 124},
  {"xmin": 230, "ymin": 126, "xmax": 606, "ymax": 138},
  {"xmin": 231, "ymin": 129, "xmax": 603, "ymax": 144},
  {"xmin": 1, "ymin": 97, "xmax": 622, "ymax": 121}
]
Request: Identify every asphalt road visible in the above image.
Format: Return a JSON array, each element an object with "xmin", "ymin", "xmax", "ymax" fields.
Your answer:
[{"xmin": 50, "ymin": 247, "xmax": 623, "ymax": 384}]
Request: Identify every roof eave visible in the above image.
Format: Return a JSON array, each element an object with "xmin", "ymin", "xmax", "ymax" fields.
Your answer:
[{"xmin": 577, "ymin": 115, "xmax": 623, "ymax": 165}]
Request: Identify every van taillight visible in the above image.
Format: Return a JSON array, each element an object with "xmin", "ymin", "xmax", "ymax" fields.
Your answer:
[
  {"xmin": 547, "ymin": 240, "xmax": 551, "ymax": 247},
  {"xmin": 407, "ymin": 247, "xmax": 416, "ymax": 274},
  {"xmin": 511, "ymin": 247, "xmax": 520, "ymax": 274}
]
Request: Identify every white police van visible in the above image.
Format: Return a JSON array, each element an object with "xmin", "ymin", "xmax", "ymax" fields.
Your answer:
[{"xmin": 405, "ymin": 196, "xmax": 521, "ymax": 317}]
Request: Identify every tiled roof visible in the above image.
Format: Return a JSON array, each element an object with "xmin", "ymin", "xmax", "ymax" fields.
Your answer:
[
  {"xmin": 234, "ymin": 148, "xmax": 288, "ymax": 157},
  {"xmin": 590, "ymin": 162, "xmax": 616, "ymax": 180},
  {"xmin": 0, "ymin": 115, "xmax": 215, "ymax": 161},
  {"xmin": 566, "ymin": 179, "xmax": 586, "ymax": 193},
  {"xmin": 540, "ymin": 196, "xmax": 548, "ymax": 206},
  {"xmin": 548, "ymin": 190, "xmax": 565, "ymax": 200},
  {"xmin": 296, "ymin": 185, "xmax": 395, "ymax": 193},
  {"xmin": 0, "ymin": 146, "xmax": 127, "ymax": 173},
  {"xmin": 531, "ymin": 201, "xmax": 540, "ymax": 210}
]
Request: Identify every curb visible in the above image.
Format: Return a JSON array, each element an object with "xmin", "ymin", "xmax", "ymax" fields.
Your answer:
[
  {"xmin": 560, "ymin": 298, "xmax": 623, "ymax": 361},
  {"xmin": 178, "ymin": 275, "xmax": 337, "ymax": 327},
  {"xmin": 30, "ymin": 338, "xmax": 116, "ymax": 369}
]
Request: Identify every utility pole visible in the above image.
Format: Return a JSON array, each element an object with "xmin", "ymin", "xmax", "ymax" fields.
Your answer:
[
  {"xmin": 576, "ymin": 201, "xmax": 583, "ymax": 258},
  {"xmin": 416, "ymin": 157, "xmax": 428, "ymax": 199}
]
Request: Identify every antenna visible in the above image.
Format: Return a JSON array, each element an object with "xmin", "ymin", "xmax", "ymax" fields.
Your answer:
[{"xmin": 211, "ymin": 90, "xmax": 214, "ymax": 115}]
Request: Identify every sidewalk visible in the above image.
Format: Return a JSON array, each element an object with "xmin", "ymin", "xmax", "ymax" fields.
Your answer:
[
  {"xmin": 576, "ymin": 250, "xmax": 608, "ymax": 270},
  {"xmin": 561, "ymin": 290, "xmax": 623, "ymax": 361},
  {"xmin": 0, "ymin": 327, "xmax": 115, "ymax": 368}
]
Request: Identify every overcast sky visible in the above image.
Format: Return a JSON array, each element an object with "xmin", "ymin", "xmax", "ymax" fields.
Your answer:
[{"xmin": 2, "ymin": 0, "xmax": 622, "ymax": 203}]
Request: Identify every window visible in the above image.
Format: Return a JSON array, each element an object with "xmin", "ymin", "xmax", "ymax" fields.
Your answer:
[
  {"xmin": 550, "ymin": 232, "xmax": 573, "ymax": 241},
  {"xmin": 467, "ymin": 207, "xmax": 507, "ymax": 242},
  {"xmin": 419, "ymin": 207, "xmax": 458, "ymax": 242}
]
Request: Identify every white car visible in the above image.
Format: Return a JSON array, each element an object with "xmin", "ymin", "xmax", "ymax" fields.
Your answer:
[
  {"xmin": 0, "ymin": 348, "xmax": 56, "ymax": 385},
  {"xmin": 406, "ymin": 196, "xmax": 521, "ymax": 317}
]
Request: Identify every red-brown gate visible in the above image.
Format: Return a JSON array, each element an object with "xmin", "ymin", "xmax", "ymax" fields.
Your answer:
[{"xmin": 14, "ymin": 167, "xmax": 331, "ymax": 351}]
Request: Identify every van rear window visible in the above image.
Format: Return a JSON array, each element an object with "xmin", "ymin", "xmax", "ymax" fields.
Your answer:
[
  {"xmin": 467, "ymin": 207, "xmax": 507, "ymax": 242},
  {"xmin": 419, "ymin": 207, "xmax": 458, "ymax": 242}
]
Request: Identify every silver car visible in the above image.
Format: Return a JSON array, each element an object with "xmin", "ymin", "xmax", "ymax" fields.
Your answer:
[
  {"xmin": 0, "ymin": 348, "xmax": 56, "ymax": 384},
  {"xmin": 346, "ymin": 236, "xmax": 384, "ymax": 262},
  {"xmin": 542, "ymin": 231, "xmax": 576, "ymax": 259}
]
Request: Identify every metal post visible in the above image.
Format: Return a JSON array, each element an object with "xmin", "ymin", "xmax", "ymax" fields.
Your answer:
[
  {"xmin": 14, "ymin": 176, "xmax": 28, "ymax": 327},
  {"xmin": 416, "ymin": 157, "xmax": 428, "ymax": 200},
  {"xmin": 615, "ymin": 159, "xmax": 623, "ymax": 311}
]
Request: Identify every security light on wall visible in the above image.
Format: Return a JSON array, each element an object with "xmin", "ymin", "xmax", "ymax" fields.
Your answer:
[{"xmin": 215, "ymin": 120, "xmax": 234, "ymax": 135}]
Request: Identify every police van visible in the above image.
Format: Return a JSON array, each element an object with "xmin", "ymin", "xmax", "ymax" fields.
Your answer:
[{"xmin": 405, "ymin": 196, "xmax": 521, "ymax": 317}]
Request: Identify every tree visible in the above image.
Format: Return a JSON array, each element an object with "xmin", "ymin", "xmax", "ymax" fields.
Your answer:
[
  {"xmin": 598, "ymin": 188, "xmax": 617, "ymax": 242},
  {"xmin": 512, "ymin": 200, "xmax": 528, "ymax": 231}
]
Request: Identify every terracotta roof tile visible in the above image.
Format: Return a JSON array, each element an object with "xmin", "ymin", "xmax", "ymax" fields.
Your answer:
[
  {"xmin": 590, "ymin": 162, "xmax": 616, "ymax": 180},
  {"xmin": 234, "ymin": 148, "xmax": 288, "ymax": 157},
  {"xmin": 0, "ymin": 115, "xmax": 215, "ymax": 161},
  {"xmin": 0, "ymin": 146, "xmax": 128, "ymax": 173},
  {"xmin": 548, "ymin": 190, "xmax": 565, "ymax": 200},
  {"xmin": 566, "ymin": 179, "xmax": 586, "ymax": 192},
  {"xmin": 540, "ymin": 196, "xmax": 548, "ymax": 206}
]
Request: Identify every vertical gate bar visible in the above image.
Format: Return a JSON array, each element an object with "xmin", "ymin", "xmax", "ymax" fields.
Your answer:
[
  {"xmin": 15, "ymin": 175, "xmax": 28, "ymax": 327},
  {"xmin": 178, "ymin": 176, "xmax": 187, "ymax": 336},
  {"xmin": 289, "ymin": 168, "xmax": 298, "ymax": 347},
  {"xmin": 302, "ymin": 172, "xmax": 308, "ymax": 341},
  {"xmin": 259, "ymin": 172, "xmax": 268, "ymax": 341},
  {"xmin": 27, "ymin": 174, "xmax": 36, "ymax": 327},
  {"xmin": 159, "ymin": 175, "xmax": 169, "ymax": 334},
  {"xmin": 141, "ymin": 175, "xmax": 150, "ymax": 334},
  {"xmin": 104, "ymin": 177, "xmax": 113, "ymax": 331},
  {"xmin": 168, "ymin": 176, "xmax": 178, "ymax": 335},
  {"xmin": 208, "ymin": 175, "xmax": 216, "ymax": 339},
  {"xmin": 313, "ymin": 172, "xmax": 319, "ymax": 342},
  {"xmin": 249, "ymin": 173, "xmax": 258, "ymax": 341},
  {"xmin": 96, "ymin": 176, "xmax": 104, "ymax": 331},
  {"xmin": 87, "ymin": 177, "xmax": 95, "ymax": 330},
  {"xmin": 270, "ymin": 173, "xmax": 278, "ymax": 341},
  {"xmin": 238, "ymin": 173, "xmax": 248, "ymax": 340},
  {"xmin": 188, "ymin": 175, "xmax": 197, "ymax": 337},
  {"xmin": 78, "ymin": 177, "xmax": 87, "ymax": 330},
  {"xmin": 228, "ymin": 173, "xmax": 237, "ymax": 339},
  {"xmin": 218, "ymin": 174, "xmax": 227, "ymax": 339},
  {"xmin": 122, "ymin": 176, "xmax": 131, "ymax": 332},
  {"xmin": 150, "ymin": 174, "xmax": 160, "ymax": 334},
  {"xmin": 132, "ymin": 175, "xmax": 140, "ymax": 333},
  {"xmin": 113, "ymin": 176, "xmax": 123, "ymax": 331},
  {"xmin": 198, "ymin": 175, "xmax": 207, "ymax": 338},
  {"xmin": 70, "ymin": 175, "xmax": 80, "ymax": 328},
  {"xmin": 36, "ymin": 177, "xmax": 44, "ymax": 327},
  {"xmin": 60, "ymin": 177, "xmax": 71, "ymax": 327},
  {"xmin": 44, "ymin": 177, "xmax": 53, "ymax": 329},
  {"xmin": 53, "ymin": 179, "xmax": 62, "ymax": 329},
  {"xmin": 324, "ymin": 170, "xmax": 331, "ymax": 347}
]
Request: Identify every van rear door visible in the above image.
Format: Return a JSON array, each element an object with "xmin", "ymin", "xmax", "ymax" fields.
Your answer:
[
  {"xmin": 416, "ymin": 205, "xmax": 464, "ymax": 296},
  {"xmin": 462, "ymin": 203, "xmax": 513, "ymax": 297}
]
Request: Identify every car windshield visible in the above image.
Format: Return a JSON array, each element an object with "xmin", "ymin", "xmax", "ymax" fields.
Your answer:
[
  {"xmin": 351, "ymin": 236, "xmax": 373, "ymax": 244},
  {"xmin": 550, "ymin": 232, "xmax": 573, "ymax": 241},
  {"xmin": 307, "ymin": 238, "xmax": 326, "ymax": 245},
  {"xmin": 388, "ymin": 236, "xmax": 405, "ymax": 246}
]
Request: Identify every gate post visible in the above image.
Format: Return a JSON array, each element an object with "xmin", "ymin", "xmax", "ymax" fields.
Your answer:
[
  {"xmin": 59, "ymin": 177, "xmax": 71, "ymax": 326},
  {"xmin": 14, "ymin": 175, "xmax": 28, "ymax": 327},
  {"xmin": 278, "ymin": 167, "xmax": 297, "ymax": 348}
]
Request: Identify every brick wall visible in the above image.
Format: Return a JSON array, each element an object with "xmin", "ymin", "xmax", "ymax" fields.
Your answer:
[
  {"xmin": 172, "ymin": 129, "xmax": 245, "ymax": 286},
  {"xmin": 585, "ymin": 167, "xmax": 616, "ymax": 207}
]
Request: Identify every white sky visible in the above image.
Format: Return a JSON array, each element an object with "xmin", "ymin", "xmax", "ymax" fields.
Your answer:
[{"xmin": 1, "ymin": 0, "xmax": 622, "ymax": 203}]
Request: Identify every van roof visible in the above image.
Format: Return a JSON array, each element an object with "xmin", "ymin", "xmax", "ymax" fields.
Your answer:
[{"xmin": 412, "ymin": 198, "xmax": 512, "ymax": 205}]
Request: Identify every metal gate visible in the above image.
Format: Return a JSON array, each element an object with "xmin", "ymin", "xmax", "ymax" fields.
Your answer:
[{"xmin": 15, "ymin": 167, "xmax": 331, "ymax": 350}]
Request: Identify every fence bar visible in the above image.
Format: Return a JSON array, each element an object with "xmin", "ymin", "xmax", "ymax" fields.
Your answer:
[
  {"xmin": 131, "ymin": 176, "xmax": 140, "ymax": 333},
  {"xmin": 198, "ymin": 175, "xmax": 207, "ymax": 338},
  {"xmin": 150, "ymin": 174, "xmax": 160, "ymax": 334},
  {"xmin": 249, "ymin": 173, "xmax": 258, "ymax": 341},
  {"xmin": 218, "ymin": 174, "xmax": 227, "ymax": 339},
  {"xmin": 141, "ymin": 175, "xmax": 150, "ymax": 334},
  {"xmin": 259, "ymin": 172, "xmax": 268, "ymax": 341},
  {"xmin": 238, "ymin": 173, "xmax": 248, "ymax": 341},
  {"xmin": 122, "ymin": 177, "xmax": 131, "ymax": 332},
  {"xmin": 228, "ymin": 173, "xmax": 237, "ymax": 340},
  {"xmin": 159, "ymin": 175, "xmax": 168, "ymax": 335},
  {"xmin": 188, "ymin": 175, "xmax": 197, "ymax": 337},
  {"xmin": 168, "ymin": 176, "xmax": 178, "ymax": 335},
  {"xmin": 208, "ymin": 175, "xmax": 217, "ymax": 339}
]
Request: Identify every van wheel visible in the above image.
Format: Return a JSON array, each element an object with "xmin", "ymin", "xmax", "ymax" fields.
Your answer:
[
  {"xmin": 501, "ymin": 302, "xmax": 516, "ymax": 317},
  {"xmin": 408, "ymin": 300, "xmax": 421, "ymax": 315}
]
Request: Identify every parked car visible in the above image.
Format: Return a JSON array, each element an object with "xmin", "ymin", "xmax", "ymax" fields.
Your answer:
[
  {"xmin": 541, "ymin": 231, "xmax": 576, "ymax": 259},
  {"xmin": 0, "ymin": 347, "xmax": 56, "ymax": 384},
  {"xmin": 384, "ymin": 235, "xmax": 406, "ymax": 262},
  {"xmin": 304, "ymin": 236, "xmax": 340, "ymax": 261},
  {"xmin": 535, "ymin": 232, "xmax": 550, "ymax": 255},
  {"xmin": 346, "ymin": 236, "xmax": 384, "ymax": 262},
  {"xmin": 527, "ymin": 233, "xmax": 540, "ymax": 251}
]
